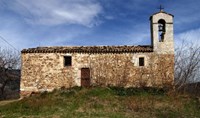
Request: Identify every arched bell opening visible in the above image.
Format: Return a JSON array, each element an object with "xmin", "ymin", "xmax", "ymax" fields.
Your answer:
[{"xmin": 158, "ymin": 19, "xmax": 166, "ymax": 42}]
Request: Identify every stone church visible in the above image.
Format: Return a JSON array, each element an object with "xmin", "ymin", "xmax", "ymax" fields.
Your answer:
[{"xmin": 20, "ymin": 10, "xmax": 174, "ymax": 96}]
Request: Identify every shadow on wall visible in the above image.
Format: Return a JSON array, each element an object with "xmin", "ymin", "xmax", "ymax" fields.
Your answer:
[{"xmin": 0, "ymin": 69, "xmax": 21, "ymax": 100}]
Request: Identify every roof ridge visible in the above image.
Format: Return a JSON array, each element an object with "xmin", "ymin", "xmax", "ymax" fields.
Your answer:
[{"xmin": 21, "ymin": 45, "xmax": 153, "ymax": 53}]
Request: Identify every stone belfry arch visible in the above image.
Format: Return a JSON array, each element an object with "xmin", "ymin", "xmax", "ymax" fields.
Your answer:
[{"xmin": 150, "ymin": 9, "xmax": 174, "ymax": 54}]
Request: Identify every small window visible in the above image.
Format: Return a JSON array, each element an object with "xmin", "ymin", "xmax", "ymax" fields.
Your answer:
[
  {"xmin": 64, "ymin": 56, "xmax": 72, "ymax": 66},
  {"xmin": 139, "ymin": 57, "xmax": 144, "ymax": 66}
]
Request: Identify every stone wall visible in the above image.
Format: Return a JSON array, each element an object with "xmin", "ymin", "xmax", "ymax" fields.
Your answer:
[{"xmin": 20, "ymin": 52, "xmax": 174, "ymax": 96}]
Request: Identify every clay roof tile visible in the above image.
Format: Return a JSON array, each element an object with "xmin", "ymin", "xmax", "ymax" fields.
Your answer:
[{"xmin": 21, "ymin": 45, "xmax": 153, "ymax": 53}]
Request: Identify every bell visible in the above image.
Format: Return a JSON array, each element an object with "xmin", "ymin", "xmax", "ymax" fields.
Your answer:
[{"xmin": 158, "ymin": 24, "xmax": 163, "ymax": 32}]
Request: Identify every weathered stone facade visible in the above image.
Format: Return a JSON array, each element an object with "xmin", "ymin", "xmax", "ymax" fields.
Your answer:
[{"xmin": 20, "ymin": 10, "xmax": 175, "ymax": 96}]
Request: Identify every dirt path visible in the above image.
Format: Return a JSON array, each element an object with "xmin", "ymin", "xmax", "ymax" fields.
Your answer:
[{"xmin": 0, "ymin": 99, "xmax": 21, "ymax": 106}]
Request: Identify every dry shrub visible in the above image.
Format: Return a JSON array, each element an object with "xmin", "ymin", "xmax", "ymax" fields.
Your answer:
[{"xmin": 125, "ymin": 96, "xmax": 155, "ymax": 112}]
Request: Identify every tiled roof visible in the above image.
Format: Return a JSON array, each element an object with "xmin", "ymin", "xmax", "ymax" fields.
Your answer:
[{"xmin": 21, "ymin": 45, "xmax": 153, "ymax": 53}]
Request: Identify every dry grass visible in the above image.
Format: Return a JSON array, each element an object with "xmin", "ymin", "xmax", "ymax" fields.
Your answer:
[{"xmin": 0, "ymin": 87, "xmax": 199, "ymax": 118}]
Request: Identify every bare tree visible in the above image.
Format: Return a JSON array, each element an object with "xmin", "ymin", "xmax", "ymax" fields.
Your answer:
[
  {"xmin": 175, "ymin": 42, "xmax": 200, "ymax": 90},
  {"xmin": 0, "ymin": 48, "xmax": 20, "ymax": 99}
]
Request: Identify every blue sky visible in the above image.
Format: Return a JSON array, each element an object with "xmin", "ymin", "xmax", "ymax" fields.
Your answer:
[{"xmin": 0, "ymin": 0, "xmax": 200, "ymax": 51}]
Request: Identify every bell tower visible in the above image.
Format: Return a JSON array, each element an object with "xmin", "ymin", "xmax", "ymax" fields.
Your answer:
[{"xmin": 150, "ymin": 9, "xmax": 174, "ymax": 54}]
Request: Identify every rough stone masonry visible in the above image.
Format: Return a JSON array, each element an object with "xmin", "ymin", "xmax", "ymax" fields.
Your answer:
[{"xmin": 20, "ymin": 10, "xmax": 175, "ymax": 96}]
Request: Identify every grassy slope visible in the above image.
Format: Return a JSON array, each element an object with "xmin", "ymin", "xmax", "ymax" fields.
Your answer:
[{"xmin": 0, "ymin": 87, "xmax": 199, "ymax": 118}]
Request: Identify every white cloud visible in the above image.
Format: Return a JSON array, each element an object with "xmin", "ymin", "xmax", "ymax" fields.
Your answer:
[
  {"xmin": 124, "ymin": 24, "xmax": 151, "ymax": 45},
  {"xmin": 8, "ymin": 0, "xmax": 102, "ymax": 27},
  {"xmin": 0, "ymin": 0, "xmax": 102, "ymax": 50},
  {"xmin": 0, "ymin": 29, "xmax": 27, "ymax": 51},
  {"xmin": 175, "ymin": 28, "xmax": 200, "ymax": 47},
  {"xmin": 0, "ymin": 26, "xmax": 92, "ymax": 50}
]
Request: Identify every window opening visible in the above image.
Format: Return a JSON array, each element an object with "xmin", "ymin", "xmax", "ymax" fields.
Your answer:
[
  {"xmin": 64, "ymin": 56, "xmax": 72, "ymax": 66},
  {"xmin": 139, "ymin": 57, "xmax": 145, "ymax": 66}
]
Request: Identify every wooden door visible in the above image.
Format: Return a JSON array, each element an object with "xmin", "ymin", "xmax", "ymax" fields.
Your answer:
[{"xmin": 81, "ymin": 68, "xmax": 90, "ymax": 87}]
